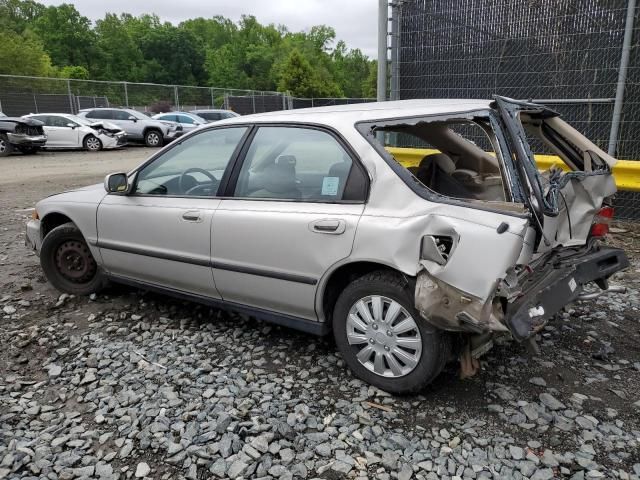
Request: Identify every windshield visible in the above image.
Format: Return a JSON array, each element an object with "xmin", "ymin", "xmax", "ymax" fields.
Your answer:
[
  {"xmin": 67, "ymin": 115, "xmax": 93, "ymax": 126},
  {"xmin": 128, "ymin": 110, "xmax": 150, "ymax": 120}
]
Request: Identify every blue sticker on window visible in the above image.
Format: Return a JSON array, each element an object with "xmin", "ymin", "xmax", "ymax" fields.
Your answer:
[{"xmin": 321, "ymin": 176, "xmax": 340, "ymax": 196}]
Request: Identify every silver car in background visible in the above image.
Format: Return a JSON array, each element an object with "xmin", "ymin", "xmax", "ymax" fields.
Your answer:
[
  {"xmin": 77, "ymin": 108, "xmax": 182, "ymax": 147},
  {"xmin": 152, "ymin": 111, "xmax": 207, "ymax": 133},
  {"xmin": 25, "ymin": 97, "xmax": 629, "ymax": 393},
  {"xmin": 189, "ymin": 109, "xmax": 239, "ymax": 123},
  {"xmin": 23, "ymin": 113, "xmax": 126, "ymax": 151}
]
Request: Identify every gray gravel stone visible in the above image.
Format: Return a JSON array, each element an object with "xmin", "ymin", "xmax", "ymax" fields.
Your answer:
[{"xmin": 135, "ymin": 462, "xmax": 150, "ymax": 478}]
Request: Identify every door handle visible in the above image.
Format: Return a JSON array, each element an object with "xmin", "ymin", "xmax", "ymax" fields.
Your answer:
[
  {"xmin": 182, "ymin": 210, "xmax": 202, "ymax": 222},
  {"xmin": 310, "ymin": 219, "xmax": 346, "ymax": 235}
]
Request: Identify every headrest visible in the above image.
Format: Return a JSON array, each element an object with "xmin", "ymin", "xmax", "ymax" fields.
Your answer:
[
  {"xmin": 328, "ymin": 161, "xmax": 351, "ymax": 178},
  {"xmin": 259, "ymin": 161, "xmax": 297, "ymax": 194},
  {"xmin": 419, "ymin": 153, "xmax": 456, "ymax": 174}
]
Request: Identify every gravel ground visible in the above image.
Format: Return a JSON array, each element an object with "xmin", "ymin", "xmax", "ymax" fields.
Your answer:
[{"xmin": 1, "ymin": 149, "xmax": 639, "ymax": 480}]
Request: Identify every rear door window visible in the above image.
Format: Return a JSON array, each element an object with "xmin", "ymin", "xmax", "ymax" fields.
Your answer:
[{"xmin": 232, "ymin": 126, "xmax": 365, "ymax": 202}]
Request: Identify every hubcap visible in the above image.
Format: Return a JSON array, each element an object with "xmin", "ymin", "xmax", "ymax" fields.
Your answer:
[
  {"xmin": 87, "ymin": 137, "xmax": 100, "ymax": 150},
  {"xmin": 147, "ymin": 133, "xmax": 159, "ymax": 145},
  {"xmin": 346, "ymin": 295, "xmax": 422, "ymax": 378},
  {"xmin": 55, "ymin": 240, "xmax": 96, "ymax": 283},
  {"xmin": 0, "ymin": 139, "xmax": 5, "ymax": 152}
]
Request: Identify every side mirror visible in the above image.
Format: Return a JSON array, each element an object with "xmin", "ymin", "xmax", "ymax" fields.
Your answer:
[
  {"xmin": 128, "ymin": 115, "xmax": 137, "ymax": 122},
  {"xmin": 66, "ymin": 122, "xmax": 76, "ymax": 129},
  {"xmin": 104, "ymin": 172, "xmax": 130, "ymax": 194}
]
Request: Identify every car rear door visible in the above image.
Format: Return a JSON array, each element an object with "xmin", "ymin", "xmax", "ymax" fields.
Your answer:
[
  {"xmin": 211, "ymin": 125, "xmax": 368, "ymax": 321},
  {"xmin": 96, "ymin": 126, "xmax": 249, "ymax": 297}
]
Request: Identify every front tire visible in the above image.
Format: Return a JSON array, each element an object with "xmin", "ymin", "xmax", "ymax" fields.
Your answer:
[
  {"xmin": 83, "ymin": 135, "xmax": 102, "ymax": 151},
  {"xmin": 333, "ymin": 271, "xmax": 449, "ymax": 394},
  {"xmin": 40, "ymin": 223, "xmax": 106, "ymax": 295},
  {"xmin": 0, "ymin": 134, "xmax": 13, "ymax": 157},
  {"xmin": 144, "ymin": 129, "xmax": 164, "ymax": 147}
]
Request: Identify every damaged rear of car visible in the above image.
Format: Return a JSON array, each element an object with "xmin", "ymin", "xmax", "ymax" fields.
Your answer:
[
  {"xmin": 0, "ymin": 116, "xmax": 47, "ymax": 156},
  {"xmin": 359, "ymin": 96, "xmax": 629, "ymax": 378}
]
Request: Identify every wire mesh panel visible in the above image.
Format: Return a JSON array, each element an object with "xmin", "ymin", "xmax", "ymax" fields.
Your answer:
[{"xmin": 396, "ymin": 0, "xmax": 639, "ymax": 219}]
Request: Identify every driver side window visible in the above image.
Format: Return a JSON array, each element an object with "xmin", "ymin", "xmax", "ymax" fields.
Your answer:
[{"xmin": 135, "ymin": 127, "xmax": 247, "ymax": 197}]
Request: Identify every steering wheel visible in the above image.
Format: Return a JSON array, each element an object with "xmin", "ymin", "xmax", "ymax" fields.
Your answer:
[{"xmin": 178, "ymin": 167, "xmax": 218, "ymax": 195}]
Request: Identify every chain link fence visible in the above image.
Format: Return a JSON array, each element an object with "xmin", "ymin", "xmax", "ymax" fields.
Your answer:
[
  {"xmin": 393, "ymin": 0, "xmax": 640, "ymax": 220},
  {"xmin": 0, "ymin": 75, "xmax": 290, "ymax": 116},
  {"xmin": 0, "ymin": 75, "xmax": 375, "ymax": 119}
]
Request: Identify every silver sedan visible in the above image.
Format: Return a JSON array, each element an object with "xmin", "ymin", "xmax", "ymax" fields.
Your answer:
[{"xmin": 25, "ymin": 97, "xmax": 628, "ymax": 393}]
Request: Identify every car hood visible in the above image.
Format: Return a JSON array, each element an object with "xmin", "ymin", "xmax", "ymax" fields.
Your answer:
[{"xmin": 44, "ymin": 182, "xmax": 105, "ymax": 199}]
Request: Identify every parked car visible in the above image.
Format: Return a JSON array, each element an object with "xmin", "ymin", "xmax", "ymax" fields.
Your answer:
[
  {"xmin": 152, "ymin": 111, "xmax": 207, "ymax": 133},
  {"xmin": 0, "ymin": 115, "xmax": 47, "ymax": 157},
  {"xmin": 26, "ymin": 97, "xmax": 629, "ymax": 393},
  {"xmin": 23, "ymin": 113, "xmax": 126, "ymax": 151},
  {"xmin": 189, "ymin": 109, "xmax": 239, "ymax": 123},
  {"xmin": 77, "ymin": 108, "xmax": 182, "ymax": 147}
]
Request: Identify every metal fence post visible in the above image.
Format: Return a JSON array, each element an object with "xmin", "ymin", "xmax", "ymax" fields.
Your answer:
[
  {"xmin": 210, "ymin": 88, "xmax": 215, "ymax": 108},
  {"xmin": 389, "ymin": 1, "xmax": 401, "ymax": 101},
  {"xmin": 33, "ymin": 94, "xmax": 38, "ymax": 114},
  {"xmin": 174, "ymin": 85, "xmax": 179, "ymax": 109},
  {"xmin": 123, "ymin": 82, "xmax": 129, "ymax": 108},
  {"xmin": 377, "ymin": 0, "xmax": 388, "ymax": 102},
  {"xmin": 251, "ymin": 91, "xmax": 256, "ymax": 113},
  {"xmin": 608, "ymin": 0, "xmax": 636, "ymax": 156},
  {"xmin": 67, "ymin": 79, "xmax": 74, "ymax": 114}
]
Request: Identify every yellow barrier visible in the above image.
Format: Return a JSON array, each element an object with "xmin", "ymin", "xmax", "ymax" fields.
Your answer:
[{"xmin": 385, "ymin": 147, "xmax": 640, "ymax": 192}]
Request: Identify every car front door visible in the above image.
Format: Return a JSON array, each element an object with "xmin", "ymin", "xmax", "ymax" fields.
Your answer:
[
  {"xmin": 112, "ymin": 110, "xmax": 143, "ymax": 140},
  {"xmin": 37, "ymin": 115, "xmax": 79, "ymax": 147},
  {"xmin": 96, "ymin": 126, "xmax": 249, "ymax": 297},
  {"xmin": 212, "ymin": 125, "xmax": 368, "ymax": 320},
  {"xmin": 177, "ymin": 114, "xmax": 197, "ymax": 132}
]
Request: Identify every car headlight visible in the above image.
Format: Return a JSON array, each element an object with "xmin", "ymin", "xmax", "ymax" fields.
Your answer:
[{"xmin": 98, "ymin": 129, "xmax": 115, "ymax": 137}]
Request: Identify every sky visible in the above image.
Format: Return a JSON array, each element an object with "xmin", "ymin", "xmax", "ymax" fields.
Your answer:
[{"xmin": 38, "ymin": 0, "xmax": 379, "ymax": 58}]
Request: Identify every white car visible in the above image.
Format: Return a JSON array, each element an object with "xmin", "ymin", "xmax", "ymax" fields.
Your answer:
[
  {"xmin": 23, "ymin": 113, "xmax": 126, "ymax": 151},
  {"xmin": 152, "ymin": 112, "xmax": 206, "ymax": 134}
]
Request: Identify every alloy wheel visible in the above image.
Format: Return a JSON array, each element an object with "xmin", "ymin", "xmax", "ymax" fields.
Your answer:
[
  {"xmin": 346, "ymin": 295, "xmax": 422, "ymax": 378},
  {"xmin": 0, "ymin": 139, "xmax": 6, "ymax": 153},
  {"xmin": 147, "ymin": 132, "xmax": 160, "ymax": 146},
  {"xmin": 86, "ymin": 136, "xmax": 101, "ymax": 150}
]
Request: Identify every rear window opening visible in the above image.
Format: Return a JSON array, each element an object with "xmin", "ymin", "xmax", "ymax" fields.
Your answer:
[{"xmin": 372, "ymin": 117, "xmax": 509, "ymax": 203}]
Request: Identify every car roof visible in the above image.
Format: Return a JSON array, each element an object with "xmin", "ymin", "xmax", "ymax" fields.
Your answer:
[
  {"xmin": 218, "ymin": 99, "xmax": 493, "ymax": 125},
  {"xmin": 191, "ymin": 109, "xmax": 235, "ymax": 113}
]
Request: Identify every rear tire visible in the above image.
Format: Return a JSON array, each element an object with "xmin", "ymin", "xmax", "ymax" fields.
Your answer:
[
  {"xmin": 40, "ymin": 222, "xmax": 107, "ymax": 295},
  {"xmin": 83, "ymin": 135, "xmax": 102, "ymax": 151},
  {"xmin": 0, "ymin": 134, "xmax": 13, "ymax": 157},
  {"xmin": 144, "ymin": 129, "xmax": 163, "ymax": 147},
  {"xmin": 333, "ymin": 270, "xmax": 450, "ymax": 394}
]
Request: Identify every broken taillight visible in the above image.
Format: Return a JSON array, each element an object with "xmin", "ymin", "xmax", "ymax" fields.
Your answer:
[{"xmin": 590, "ymin": 206, "xmax": 614, "ymax": 237}]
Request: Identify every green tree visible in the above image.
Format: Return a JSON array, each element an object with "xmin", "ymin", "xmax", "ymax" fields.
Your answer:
[
  {"xmin": 58, "ymin": 65, "xmax": 89, "ymax": 79},
  {"xmin": 0, "ymin": 0, "xmax": 44, "ymax": 32},
  {"xmin": 277, "ymin": 48, "xmax": 341, "ymax": 97},
  {"xmin": 93, "ymin": 13, "xmax": 147, "ymax": 81},
  {"xmin": 32, "ymin": 4, "xmax": 95, "ymax": 69},
  {"xmin": 0, "ymin": 29, "xmax": 53, "ymax": 76}
]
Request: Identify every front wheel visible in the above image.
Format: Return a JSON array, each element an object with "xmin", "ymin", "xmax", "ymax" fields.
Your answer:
[
  {"xmin": 333, "ymin": 271, "xmax": 449, "ymax": 394},
  {"xmin": 40, "ymin": 222, "xmax": 107, "ymax": 295},
  {"xmin": 83, "ymin": 135, "xmax": 102, "ymax": 151},
  {"xmin": 144, "ymin": 129, "xmax": 164, "ymax": 147},
  {"xmin": 0, "ymin": 134, "xmax": 13, "ymax": 157}
]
